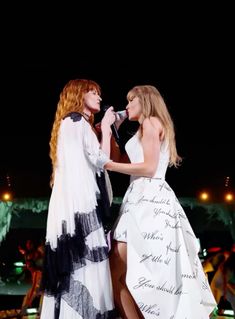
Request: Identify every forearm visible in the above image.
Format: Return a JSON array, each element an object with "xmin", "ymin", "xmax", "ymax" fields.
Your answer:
[
  {"xmin": 104, "ymin": 160, "xmax": 156, "ymax": 177},
  {"xmin": 100, "ymin": 128, "xmax": 112, "ymax": 157},
  {"xmin": 110, "ymin": 136, "xmax": 122, "ymax": 161},
  {"xmin": 100, "ymin": 106, "xmax": 115, "ymax": 157},
  {"xmin": 106, "ymin": 118, "xmax": 161, "ymax": 176},
  {"xmin": 110, "ymin": 136, "xmax": 130, "ymax": 163}
]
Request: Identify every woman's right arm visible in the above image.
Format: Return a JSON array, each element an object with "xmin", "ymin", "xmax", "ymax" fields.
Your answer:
[
  {"xmin": 110, "ymin": 136, "xmax": 130, "ymax": 163},
  {"xmin": 105, "ymin": 118, "xmax": 162, "ymax": 177}
]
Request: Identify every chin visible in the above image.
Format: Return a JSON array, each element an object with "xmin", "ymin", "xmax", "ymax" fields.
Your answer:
[
  {"xmin": 128, "ymin": 115, "xmax": 137, "ymax": 121},
  {"xmin": 91, "ymin": 107, "xmax": 100, "ymax": 114}
]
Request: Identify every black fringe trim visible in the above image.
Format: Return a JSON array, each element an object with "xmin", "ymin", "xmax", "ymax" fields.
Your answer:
[
  {"xmin": 61, "ymin": 277, "xmax": 118, "ymax": 319},
  {"xmin": 96, "ymin": 172, "xmax": 113, "ymax": 231},
  {"xmin": 41, "ymin": 209, "xmax": 109, "ymax": 296},
  {"xmin": 96, "ymin": 309, "xmax": 119, "ymax": 319}
]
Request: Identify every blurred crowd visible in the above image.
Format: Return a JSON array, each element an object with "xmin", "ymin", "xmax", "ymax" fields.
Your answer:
[{"xmin": 203, "ymin": 244, "xmax": 235, "ymax": 316}]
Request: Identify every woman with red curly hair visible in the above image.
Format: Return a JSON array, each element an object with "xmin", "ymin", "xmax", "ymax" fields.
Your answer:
[{"xmin": 40, "ymin": 79, "xmax": 117, "ymax": 319}]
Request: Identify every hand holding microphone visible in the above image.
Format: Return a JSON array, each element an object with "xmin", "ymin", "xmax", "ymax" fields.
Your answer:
[
  {"xmin": 114, "ymin": 110, "xmax": 128, "ymax": 129},
  {"xmin": 102, "ymin": 105, "xmax": 120, "ymax": 145},
  {"xmin": 102, "ymin": 106, "xmax": 128, "ymax": 146},
  {"xmin": 95, "ymin": 106, "xmax": 115, "ymax": 134}
]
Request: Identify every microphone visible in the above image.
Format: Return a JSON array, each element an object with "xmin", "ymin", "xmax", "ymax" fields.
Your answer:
[
  {"xmin": 103, "ymin": 105, "xmax": 120, "ymax": 146},
  {"xmin": 111, "ymin": 122, "xmax": 120, "ymax": 145}
]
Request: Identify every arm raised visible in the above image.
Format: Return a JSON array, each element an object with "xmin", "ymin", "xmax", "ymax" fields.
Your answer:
[{"xmin": 105, "ymin": 118, "xmax": 162, "ymax": 177}]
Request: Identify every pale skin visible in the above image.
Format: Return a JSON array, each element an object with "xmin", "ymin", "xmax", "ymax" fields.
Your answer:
[
  {"xmin": 83, "ymin": 89, "xmax": 115, "ymax": 157},
  {"xmin": 105, "ymin": 96, "xmax": 164, "ymax": 176},
  {"xmin": 105, "ymin": 96, "xmax": 164, "ymax": 319}
]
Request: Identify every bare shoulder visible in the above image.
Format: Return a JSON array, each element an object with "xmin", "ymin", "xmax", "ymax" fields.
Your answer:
[{"xmin": 142, "ymin": 117, "xmax": 162, "ymax": 135}]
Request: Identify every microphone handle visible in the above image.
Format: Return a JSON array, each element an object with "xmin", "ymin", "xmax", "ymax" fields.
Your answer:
[
  {"xmin": 102, "ymin": 105, "xmax": 121, "ymax": 146},
  {"xmin": 111, "ymin": 123, "xmax": 120, "ymax": 146}
]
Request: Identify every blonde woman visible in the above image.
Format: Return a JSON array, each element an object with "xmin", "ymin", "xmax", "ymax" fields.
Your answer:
[
  {"xmin": 105, "ymin": 85, "xmax": 217, "ymax": 318},
  {"xmin": 40, "ymin": 79, "xmax": 117, "ymax": 318}
]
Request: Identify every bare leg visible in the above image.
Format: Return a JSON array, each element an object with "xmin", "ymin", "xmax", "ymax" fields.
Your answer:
[
  {"xmin": 109, "ymin": 240, "xmax": 144, "ymax": 319},
  {"xmin": 20, "ymin": 270, "xmax": 42, "ymax": 316}
]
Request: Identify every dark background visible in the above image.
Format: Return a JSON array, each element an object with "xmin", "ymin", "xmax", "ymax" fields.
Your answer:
[
  {"xmin": 0, "ymin": 5, "xmax": 234, "ymax": 313},
  {"xmin": 0, "ymin": 4, "xmax": 234, "ymax": 200}
]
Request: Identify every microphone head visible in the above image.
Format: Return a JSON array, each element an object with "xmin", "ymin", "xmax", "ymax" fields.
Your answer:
[
  {"xmin": 102, "ymin": 104, "xmax": 111, "ymax": 112},
  {"xmin": 116, "ymin": 110, "xmax": 128, "ymax": 120}
]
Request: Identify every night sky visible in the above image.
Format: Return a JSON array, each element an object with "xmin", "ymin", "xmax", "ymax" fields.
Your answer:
[{"xmin": 0, "ymin": 8, "xmax": 234, "ymax": 200}]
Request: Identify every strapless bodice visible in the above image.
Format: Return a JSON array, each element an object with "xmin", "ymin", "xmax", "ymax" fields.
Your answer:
[{"xmin": 125, "ymin": 133, "xmax": 169, "ymax": 181}]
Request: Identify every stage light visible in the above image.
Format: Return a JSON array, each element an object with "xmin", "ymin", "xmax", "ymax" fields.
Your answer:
[
  {"xmin": 224, "ymin": 309, "xmax": 234, "ymax": 316},
  {"xmin": 2, "ymin": 192, "xmax": 12, "ymax": 201},
  {"xmin": 26, "ymin": 308, "xmax": 38, "ymax": 314},
  {"xmin": 14, "ymin": 261, "xmax": 25, "ymax": 267},
  {"xmin": 220, "ymin": 309, "xmax": 234, "ymax": 316},
  {"xmin": 224, "ymin": 192, "xmax": 234, "ymax": 202},
  {"xmin": 202, "ymin": 248, "xmax": 207, "ymax": 257},
  {"xmin": 199, "ymin": 191, "xmax": 209, "ymax": 201}
]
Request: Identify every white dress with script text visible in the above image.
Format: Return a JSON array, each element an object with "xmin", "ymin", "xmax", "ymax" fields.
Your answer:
[{"xmin": 113, "ymin": 133, "xmax": 217, "ymax": 319}]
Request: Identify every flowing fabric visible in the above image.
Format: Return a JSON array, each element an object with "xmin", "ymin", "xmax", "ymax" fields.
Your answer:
[
  {"xmin": 113, "ymin": 133, "xmax": 217, "ymax": 319},
  {"xmin": 40, "ymin": 113, "xmax": 116, "ymax": 319}
]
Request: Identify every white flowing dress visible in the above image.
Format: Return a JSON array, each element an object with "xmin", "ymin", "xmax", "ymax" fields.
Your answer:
[
  {"xmin": 113, "ymin": 133, "xmax": 217, "ymax": 319},
  {"xmin": 40, "ymin": 113, "xmax": 116, "ymax": 319}
]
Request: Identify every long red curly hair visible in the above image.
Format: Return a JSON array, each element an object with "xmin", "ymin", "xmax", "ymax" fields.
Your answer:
[{"xmin": 49, "ymin": 79, "xmax": 101, "ymax": 186}]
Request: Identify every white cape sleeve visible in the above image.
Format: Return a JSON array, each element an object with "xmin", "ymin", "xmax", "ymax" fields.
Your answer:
[
  {"xmin": 83, "ymin": 121, "xmax": 111, "ymax": 172},
  {"xmin": 83, "ymin": 121, "xmax": 113, "ymax": 204}
]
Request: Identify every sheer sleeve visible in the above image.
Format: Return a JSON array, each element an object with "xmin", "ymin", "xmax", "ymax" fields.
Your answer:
[{"xmin": 83, "ymin": 120, "xmax": 111, "ymax": 172}]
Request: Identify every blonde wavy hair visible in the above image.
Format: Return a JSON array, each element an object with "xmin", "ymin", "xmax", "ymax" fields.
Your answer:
[
  {"xmin": 49, "ymin": 79, "xmax": 101, "ymax": 186},
  {"xmin": 127, "ymin": 85, "xmax": 182, "ymax": 167}
]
